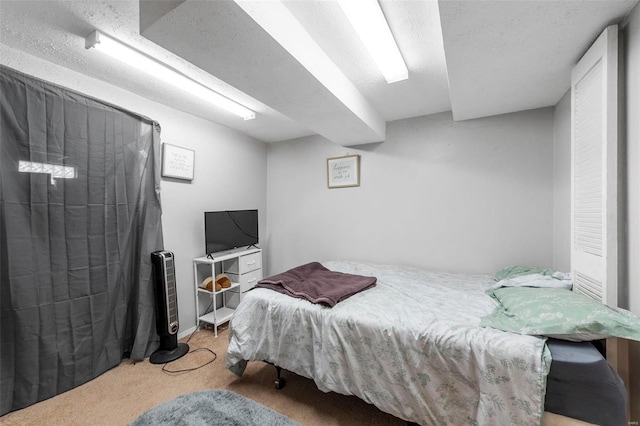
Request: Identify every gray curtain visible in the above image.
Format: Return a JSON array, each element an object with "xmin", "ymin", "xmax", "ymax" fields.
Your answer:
[{"xmin": 0, "ymin": 66, "xmax": 163, "ymax": 415}]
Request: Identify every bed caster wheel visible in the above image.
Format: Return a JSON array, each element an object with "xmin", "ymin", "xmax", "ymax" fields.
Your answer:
[{"xmin": 275, "ymin": 378, "xmax": 286, "ymax": 389}]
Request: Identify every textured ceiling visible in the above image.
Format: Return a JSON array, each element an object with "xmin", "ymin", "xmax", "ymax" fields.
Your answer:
[
  {"xmin": 1, "ymin": 0, "xmax": 638, "ymax": 145},
  {"xmin": 0, "ymin": 0, "xmax": 310, "ymax": 143},
  {"xmin": 439, "ymin": 0, "xmax": 638, "ymax": 121}
]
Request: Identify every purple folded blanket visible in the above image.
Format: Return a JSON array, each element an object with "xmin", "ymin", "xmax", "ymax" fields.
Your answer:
[{"xmin": 256, "ymin": 262, "xmax": 376, "ymax": 307}]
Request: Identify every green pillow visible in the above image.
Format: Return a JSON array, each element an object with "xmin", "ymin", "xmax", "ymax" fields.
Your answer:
[
  {"xmin": 481, "ymin": 287, "xmax": 640, "ymax": 342},
  {"xmin": 493, "ymin": 265, "xmax": 553, "ymax": 281}
]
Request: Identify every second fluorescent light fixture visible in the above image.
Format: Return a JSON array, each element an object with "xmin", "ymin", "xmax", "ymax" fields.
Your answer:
[
  {"xmin": 338, "ymin": 0, "xmax": 408, "ymax": 84},
  {"xmin": 85, "ymin": 31, "xmax": 255, "ymax": 120}
]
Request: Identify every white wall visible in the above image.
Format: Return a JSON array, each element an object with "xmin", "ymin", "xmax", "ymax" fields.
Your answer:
[
  {"xmin": 552, "ymin": 91, "xmax": 571, "ymax": 272},
  {"xmin": 623, "ymin": 7, "xmax": 640, "ymax": 421},
  {"xmin": 266, "ymin": 109, "xmax": 555, "ymax": 276},
  {"xmin": 625, "ymin": 2, "xmax": 640, "ymax": 318},
  {"xmin": 159, "ymin": 119, "xmax": 266, "ymax": 334},
  {"xmin": 1, "ymin": 47, "xmax": 268, "ymax": 334}
]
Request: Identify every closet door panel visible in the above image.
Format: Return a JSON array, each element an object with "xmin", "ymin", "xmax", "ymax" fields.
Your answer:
[{"xmin": 571, "ymin": 25, "xmax": 619, "ymax": 307}]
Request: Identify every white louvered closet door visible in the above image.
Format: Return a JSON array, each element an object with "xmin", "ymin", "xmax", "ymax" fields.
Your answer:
[{"xmin": 571, "ymin": 25, "xmax": 619, "ymax": 307}]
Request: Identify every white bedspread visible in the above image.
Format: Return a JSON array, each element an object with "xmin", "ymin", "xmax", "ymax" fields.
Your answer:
[{"xmin": 226, "ymin": 261, "xmax": 550, "ymax": 425}]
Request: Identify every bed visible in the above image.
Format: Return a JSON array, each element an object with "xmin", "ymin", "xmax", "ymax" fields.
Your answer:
[{"xmin": 226, "ymin": 261, "xmax": 631, "ymax": 425}]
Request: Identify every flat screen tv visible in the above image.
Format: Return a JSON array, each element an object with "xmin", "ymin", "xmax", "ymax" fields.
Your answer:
[{"xmin": 204, "ymin": 210, "xmax": 258, "ymax": 255}]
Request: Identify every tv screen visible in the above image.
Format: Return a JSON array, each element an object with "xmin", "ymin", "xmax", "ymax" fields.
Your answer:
[{"xmin": 205, "ymin": 210, "xmax": 258, "ymax": 254}]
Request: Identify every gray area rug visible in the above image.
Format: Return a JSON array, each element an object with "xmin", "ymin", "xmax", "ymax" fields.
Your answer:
[{"xmin": 129, "ymin": 390, "xmax": 300, "ymax": 426}]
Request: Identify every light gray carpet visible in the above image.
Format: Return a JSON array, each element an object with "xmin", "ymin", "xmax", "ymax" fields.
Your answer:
[{"xmin": 129, "ymin": 389, "xmax": 300, "ymax": 426}]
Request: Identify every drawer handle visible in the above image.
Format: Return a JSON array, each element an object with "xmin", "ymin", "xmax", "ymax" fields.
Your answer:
[
  {"xmin": 248, "ymin": 278, "xmax": 257, "ymax": 283},
  {"xmin": 246, "ymin": 261, "xmax": 256, "ymax": 266}
]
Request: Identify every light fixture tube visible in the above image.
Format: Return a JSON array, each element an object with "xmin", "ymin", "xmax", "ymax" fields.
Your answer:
[
  {"xmin": 85, "ymin": 31, "xmax": 255, "ymax": 120},
  {"xmin": 337, "ymin": 0, "xmax": 408, "ymax": 84}
]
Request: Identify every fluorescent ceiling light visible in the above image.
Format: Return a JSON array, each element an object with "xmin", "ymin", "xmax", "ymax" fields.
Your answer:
[
  {"xmin": 337, "ymin": 0, "xmax": 408, "ymax": 84},
  {"xmin": 85, "ymin": 31, "xmax": 255, "ymax": 120}
]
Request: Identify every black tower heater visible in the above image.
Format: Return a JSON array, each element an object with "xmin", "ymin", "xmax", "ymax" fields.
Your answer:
[{"xmin": 149, "ymin": 251, "xmax": 189, "ymax": 364}]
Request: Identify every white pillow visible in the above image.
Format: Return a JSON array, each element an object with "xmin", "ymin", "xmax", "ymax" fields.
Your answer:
[{"xmin": 490, "ymin": 273, "xmax": 572, "ymax": 291}]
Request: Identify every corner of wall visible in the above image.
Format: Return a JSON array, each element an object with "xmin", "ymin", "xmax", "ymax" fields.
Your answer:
[{"xmin": 551, "ymin": 90, "xmax": 572, "ymax": 272}]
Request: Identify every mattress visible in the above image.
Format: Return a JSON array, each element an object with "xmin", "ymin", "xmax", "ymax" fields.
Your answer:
[
  {"xmin": 228, "ymin": 261, "xmax": 550, "ymax": 425},
  {"xmin": 545, "ymin": 339, "xmax": 627, "ymax": 426},
  {"xmin": 227, "ymin": 261, "xmax": 627, "ymax": 425}
]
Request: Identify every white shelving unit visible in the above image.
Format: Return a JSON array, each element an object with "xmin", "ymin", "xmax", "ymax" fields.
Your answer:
[{"xmin": 193, "ymin": 247, "xmax": 262, "ymax": 336}]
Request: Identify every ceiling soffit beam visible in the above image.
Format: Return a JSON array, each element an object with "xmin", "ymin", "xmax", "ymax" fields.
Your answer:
[
  {"xmin": 139, "ymin": 0, "xmax": 384, "ymax": 146},
  {"xmin": 234, "ymin": 0, "xmax": 385, "ymax": 145},
  {"xmin": 139, "ymin": 0, "xmax": 186, "ymax": 36},
  {"xmin": 85, "ymin": 30, "xmax": 255, "ymax": 120}
]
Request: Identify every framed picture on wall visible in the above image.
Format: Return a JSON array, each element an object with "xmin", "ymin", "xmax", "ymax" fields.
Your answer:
[
  {"xmin": 327, "ymin": 154, "xmax": 360, "ymax": 188},
  {"xmin": 162, "ymin": 143, "xmax": 195, "ymax": 181}
]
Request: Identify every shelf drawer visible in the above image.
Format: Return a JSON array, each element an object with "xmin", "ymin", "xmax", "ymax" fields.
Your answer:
[
  {"xmin": 226, "ymin": 251, "xmax": 262, "ymax": 274},
  {"xmin": 228, "ymin": 268, "xmax": 262, "ymax": 293}
]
